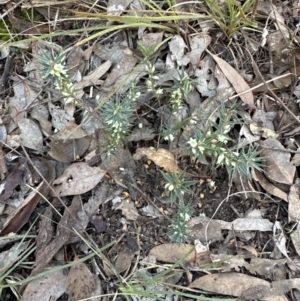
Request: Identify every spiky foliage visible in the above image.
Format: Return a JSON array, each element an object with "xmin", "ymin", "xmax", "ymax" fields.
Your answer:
[
  {"xmin": 39, "ymin": 50, "xmax": 77, "ymax": 105},
  {"xmin": 101, "ymin": 85, "xmax": 140, "ymax": 157}
]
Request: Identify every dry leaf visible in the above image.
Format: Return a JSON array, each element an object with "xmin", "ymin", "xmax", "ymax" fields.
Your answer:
[
  {"xmin": 140, "ymin": 32, "xmax": 164, "ymax": 49},
  {"xmin": 114, "ymin": 251, "xmax": 135, "ymax": 273},
  {"xmin": 0, "ymin": 148, "xmax": 8, "ymax": 181},
  {"xmin": 187, "ymin": 216, "xmax": 223, "ymax": 242},
  {"xmin": 168, "ymin": 35, "xmax": 189, "ymax": 66},
  {"xmin": 102, "ymin": 48, "xmax": 137, "ymax": 92},
  {"xmin": 253, "ymin": 170, "xmax": 288, "ymax": 202},
  {"xmin": 66, "ymin": 257, "xmax": 96, "ymax": 300},
  {"xmin": 189, "ymin": 273, "xmax": 271, "ymax": 298},
  {"xmin": 48, "ymin": 102, "xmax": 74, "ymax": 131},
  {"xmin": 209, "ymin": 52, "xmax": 255, "ymax": 109},
  {"xmin": 30, "ymin": 104, "xmax": 52, "ymax": 135},
  {"xmin": 273, "ymin": 221, "xmax": 290, "ymax": 260},
  {"xmin": 0, "ymin": 241, "xmax": 31, "ymax": 275},
  {"xmin": 212, "ymin": 254, "xmax": 286, "ymax": 278},
  {"xmin": 50, "ymin": 121, "xmax": 88, "ymax": 140},
  {"xmin": 35, "ymin": 207, "xmax": 53, "ymax": 258},
  {"xmin": 186, "ymin": 34, "xmax": 211, "ymax": 66},
  {"xmin": 250, "ymin": 122, "xmax": 278, "ymax": 139},
  {"xmin": 291, "ymin": 148, "xmax": 300, "ymax": 166},
  {"xmin": 51, "ymin": 163, "xmax": 106, "ymax": 197},
  {"xmin": 0, "ymin": 159, "xmax": 55, "ymax": 236},
  {"xmin": 30, "ymin": 198, "xmax": 81, "ymax": 276},
  {"xmin": 48, "ymin": 137, "xmax": 90, "ymax": 163},
  {"xmin": 21, "ymin": 269, "xmax": 67, "ymax": 301},
  {"xmin": 218, "ymin": 217, "xmax": 273, "ymax": 232},
  {"xmin": 288, "ymin": 179, "xmax": 300, "ymax": 222},
  {"xmin": 291, "ymin": 226, "xmax": 300, "ymax": 257},
  {"xmin": 260, "ymin": 138, "xmax": 295, "ymax": 185},
  {"xmin": 18, "ymin": 119, "xmax": 43, "ymax": 151},
  {"xmin": 74, "ymin": 60, "xmax": 112, "ymax": 98},
  {"xmin": 189, "ymin": 273, "xmax": 300, "ymax": 301},
  {"xmin": 133, "ymin": 148, "xmax": 181, "ymax": 173},
  {"xmin": 114, "ymin": 199, "xmax": 140, "ymax": 220},
  {"xmin": 0, "ymin": 169, "xmax": 24, "ymax": 203},
  {"xmin": 149, "ymin": 243, "xmax": 211, "ymax": 269}
]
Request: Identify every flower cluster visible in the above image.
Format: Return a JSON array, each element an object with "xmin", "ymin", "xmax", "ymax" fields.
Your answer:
[
  {"xmin": 144, "ymin": 60, "xmax": 163, "ymax": 96},
  {"xmin": 162, "ymin": 170, "xmax": 197, "ymax": 204},
  {"xmin": 161, "ymin": 170, "xmax": 198, "ymax": 243},
  {"xmin": 169, "ymin": 69, "xmax": 196, "ymax": 113},
  {"xmin": 39, "ymin": 51, "xmax": 77, "ymax": 105},
  {"xmin": 187, "ymin": 103, "xmax": 264, "ymax": 178}
]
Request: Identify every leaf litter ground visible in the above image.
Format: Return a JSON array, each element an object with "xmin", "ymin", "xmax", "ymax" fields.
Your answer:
[{"xmin": 1, "ymin": 0, "xmax": 300, "ymax": 300}]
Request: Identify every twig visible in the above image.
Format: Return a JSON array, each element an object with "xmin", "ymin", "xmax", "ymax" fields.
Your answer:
[
  {"xmin": 0, "ymin": 53, "xmax": 15, "ymax": 96},
  {"xmin": 252, "ymin": 60, "xmax": 300, "ymax": 124}
]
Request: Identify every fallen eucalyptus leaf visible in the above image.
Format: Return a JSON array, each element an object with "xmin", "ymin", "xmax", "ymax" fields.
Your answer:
[
  {"xmin": 66, "ymin": 256, "xmax": 96, "ymax": 300},
  {"xmin": 51, "ymin": 163, "xmax": 106, "ymax": 197}
]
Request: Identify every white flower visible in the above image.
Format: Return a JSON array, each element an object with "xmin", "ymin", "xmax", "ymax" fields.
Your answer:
[
  {"xmin": 189, "ymin": 117, "xmax": 197, "ymax": 125},
  {"xmin": 180, "ymin": 212, "xmax": 191, "ymax": 221},
  {"xmin": 198, "ymin": 145, "xmax": 205, "ymax": 153},
  {"xmin": 224, "ymin": 124, "xmax": 231, "ymax": 133},
  {"xmin": 217, "ymin": 153, "xmax": 225, "ymax": 165},
  {"xmin": 217, "ymin": 134, "xmax": 228, "ymax": 143},
  {"xmin": 188, "ymin": 138, "xmax": 198, "ymax": 148},
  {"xmin": 156, "ymin": 88, "xmax": 164, "ymax": 95},
  {"xmin": 50, "ymin": 63, "xmax": 67, "ymax": 77},
  {"xmin": 165, "ymin": 133, "xmax": 175, "ymax": 141},
  {"xmin": 165, "ymin": 183, "xmax": 174, "ymax": 191}
]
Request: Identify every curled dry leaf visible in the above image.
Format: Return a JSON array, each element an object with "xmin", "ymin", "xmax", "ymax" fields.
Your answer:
[
  {"xmin": 253, "ymin": 170, "xmax": 288, "ymax": 202},
  {"xmin": 250, "ymin": 122, "xmax": 278, "ymax": 139},
  {"xmin": 66, "ymin": 257, "xmax": 96, "ymax": 300},
  {"xmin": 273, "ymin": 221, "xmax": 290, "ymax": 260},
  {"xmin": 133, "ymin": 148, "xmax": 181, "ymax": 173},
  {"xmin": 51, "ymin": 163, "xmax": 106, "ymax": 197}
]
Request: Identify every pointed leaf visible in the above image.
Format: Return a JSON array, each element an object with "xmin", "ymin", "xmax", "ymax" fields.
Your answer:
[
  {"xmin": 51, "ymin": 163, "xmax": 106, "ymax": 196},
  {"xmin": 210, "ymin": 52, "xmax": 255, "ymax": 109}
]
